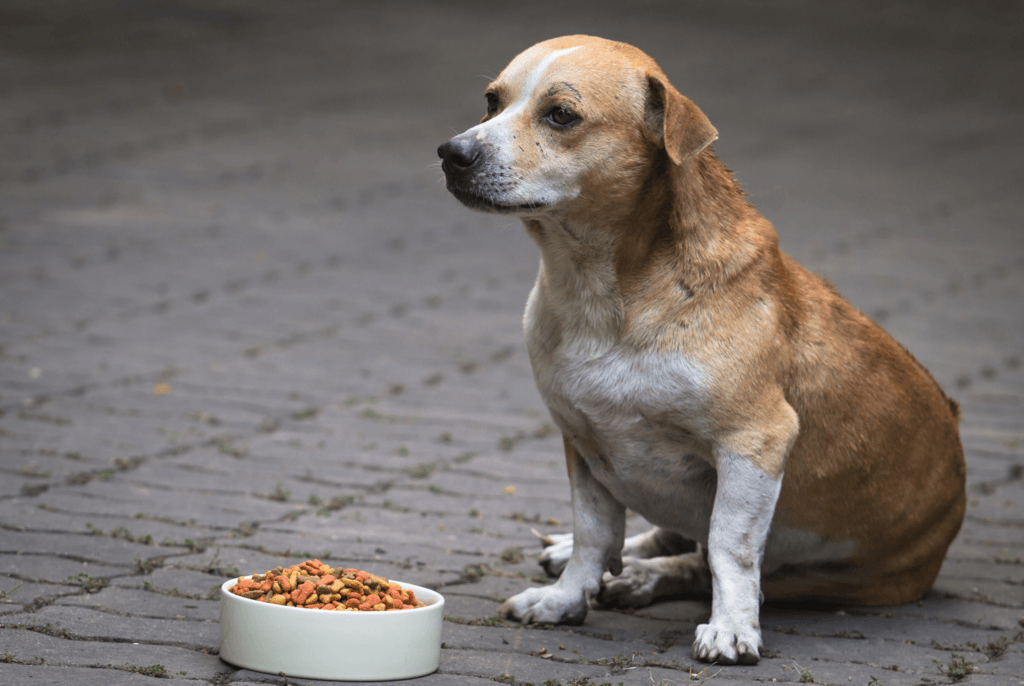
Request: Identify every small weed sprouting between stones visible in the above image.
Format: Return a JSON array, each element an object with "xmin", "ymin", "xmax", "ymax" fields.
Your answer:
[
  {"xmin": 455, "ymin": 451, "xmax": 478, "ymax": 464},
  {"xmin": 267, "ymin": 482, "xmax": 290, "ymax": 501},
  {"xmin": 593, "ymin": 653, "xmax": 641, "ymax": 675},
  {"xmin": 462, "ymin": 563, "xmax": 489, "ymax": 580},
  {"xmin": 934, "ymin": 653, "xmax": 974, "ymax": 682},
  {"xmin": 119, "ymin": 664, "xmax": 168, "ymax": 678},
  {"xmin": 493, "ymin": 674, "xmax": 516, "ymax": 684},
  {"xmin": 786, "ymin": 662, "xmax": 817, "ymax": 684},
  {"xmin": 409, "ymin": 462, "xmax": 435, "ymax": 478},
  {"xmin": 642, "ymin": 663, "xmax": 720, "ymax": 686},
  {"xmin": 868, "ymin": 677, "xmax": 885, "ymax": 686},
  {"xmin": 445, "ymin": 615, "xmax": 507, "ymax": 627},
  {"xmin": 979, "ymin": 633, "xmax": 1019, "ymax": 659},
  {"xmin": 0, "ymin": 583, "xmax": 22, "ymax": 600},
  {"xmin": 66, "ymin": 572, "xmax": 106, "ymax": 592},
  {"xmin": 317, "ymin": 494, "xmax": 355, "ymax": 516},
  {"xmin": 500, "ymin": 546, "xmax": 525, "ymax": 564},
  {"xmin": 290, "ymin": 408, "xmax": 319, "ymax": 421},
  {"xmin": 8, "ymin": 622, "xmax": 77, "ymax": 640}
]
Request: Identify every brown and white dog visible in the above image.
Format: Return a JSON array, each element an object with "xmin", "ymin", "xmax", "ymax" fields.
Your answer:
[{"xmin": 437, "ymin": 36, "xmax": 966, "ymax": 665}]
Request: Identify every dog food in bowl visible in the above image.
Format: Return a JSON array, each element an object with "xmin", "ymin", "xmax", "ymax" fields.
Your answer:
[
  {"xmin": 219, "ymin": 560, "xmax": 444, "ymax": 680},
  {"xmin": 227, "ymin": 558, "xmax": 424, "ymax": 611}
]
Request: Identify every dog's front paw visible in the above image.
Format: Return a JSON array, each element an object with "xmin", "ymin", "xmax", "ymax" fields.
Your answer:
[
  {"xmin": 498, "ymin": 584, "xmax": 588, "ymax": 625},
  {"xmin": 692, "ymin": 620, "xmax": 762, "ymax": 665},
  {"xmin": 535, "ymin": 531, "xmax": 573, "ymax": 578}
]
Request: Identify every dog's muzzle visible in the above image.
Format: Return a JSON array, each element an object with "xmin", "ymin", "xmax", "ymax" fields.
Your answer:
[
  {"xmin": 437, "ymin": 136, "xmax": 483, "ymax": 177},
  {"xmin": 437, "ymin": 135, "xmax": 495, "ymax": 210},
  {"xmin": 438, "ymin": 134, "xmax": 536, "ymax": 213}
]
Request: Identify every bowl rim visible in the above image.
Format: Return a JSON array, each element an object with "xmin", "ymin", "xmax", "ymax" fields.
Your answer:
[{"xmin": 218, "ymin": 577, "xmax": 444, "ymax": 615}]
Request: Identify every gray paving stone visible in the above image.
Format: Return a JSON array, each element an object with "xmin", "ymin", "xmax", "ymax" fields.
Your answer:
[
  {"xmin": 439, "ymin": 648, "xmax": 614, "ymax": 684},
  {"xmin": 4, "ymin": 604, "xmax": 218, "ymax": 649},
  {"xmin": 0, "ymin": 663, "xmax": 209, "ymax": 685},
  {"xmin": 0, "ymin": 554, "xmax": 129, "ymax": 586},
  {"xmin": 0, "ymin": 627, "xmax": 230, "ymax": 681},
  {"xmin": 54, "ymin": 586, "xmax": 220, "ymax": 622}
]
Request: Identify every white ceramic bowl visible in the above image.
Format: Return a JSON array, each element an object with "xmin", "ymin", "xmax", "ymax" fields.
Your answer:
[{"xmin": 219, "ymin": 577, "xmax": 444, "ymax": 681}]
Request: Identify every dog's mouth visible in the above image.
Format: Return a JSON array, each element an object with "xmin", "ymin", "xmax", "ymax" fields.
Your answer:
[{"xmin": 447, "ymin": 185, "xmax": 547, "ymax": 215}]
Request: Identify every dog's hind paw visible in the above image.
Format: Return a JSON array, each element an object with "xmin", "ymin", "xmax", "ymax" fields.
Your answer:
[
  {"xmin": 692, "ymin": 621, "xmax": 762, "ymax": 665},
  {"xmin": 597, "ymin": 556, "xmax": 662, "ymax": 608},
  {"xmin": 498, "ymin": 584, "xmax": 589, "ymax": 625},
  {"xmin": 534, "ymin": 530, "xmax": 573, "ymax": 578}
]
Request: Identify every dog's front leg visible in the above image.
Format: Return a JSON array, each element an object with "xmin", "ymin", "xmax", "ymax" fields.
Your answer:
[
  {"xmin": 692, "ymin": 450, "xmax": 784, "ymax": 665},
  {"xmin": 499, "ymin": 438, "xmax": 625, "ymax": 625}
]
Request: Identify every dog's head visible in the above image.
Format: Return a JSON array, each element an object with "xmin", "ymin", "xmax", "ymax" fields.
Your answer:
[{"xmin": 438, "ymin": 35, "xmax": 717, "ymax": 222}]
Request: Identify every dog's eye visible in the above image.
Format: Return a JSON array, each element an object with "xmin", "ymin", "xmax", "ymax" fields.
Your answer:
[
  {"xmin": 546, "ymin": 106, "xmax": 579, "ymax": 128},
  {"xmin": 485, "ymin": 92, "xmax": 499, "ymax": 115}
]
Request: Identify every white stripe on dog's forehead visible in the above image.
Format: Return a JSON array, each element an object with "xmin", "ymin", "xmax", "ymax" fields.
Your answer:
[
  {"xmin": 468, "ymin": 45, "xmax": 583, "ymax": 141},
  {"xmin": 507, "ymin": 45, "xmax": 582, "ymax": 113}
]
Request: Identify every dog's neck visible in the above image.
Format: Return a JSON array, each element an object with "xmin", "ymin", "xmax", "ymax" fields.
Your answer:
[
  {"xmin": 524, "ymin": 214, "xmax": 624, "ymax": 344},
  {"xmin": 616, "ymin": 151, "xmax": 771, "ymax": 297},
  {"xmin": 523, "ymin": 150, "xmax": 773, "ymax": 341}
]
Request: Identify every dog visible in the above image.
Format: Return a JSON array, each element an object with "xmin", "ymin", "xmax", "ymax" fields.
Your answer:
[{"xmin": 437, "ymin": 35, "xmax": 965, "ymax": 666}]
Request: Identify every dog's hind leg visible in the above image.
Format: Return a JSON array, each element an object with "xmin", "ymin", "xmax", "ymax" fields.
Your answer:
[
  {"xmin": 537, "ymin": 526, "xmax": 699, "ymax": 578},
  {"xmin": 599, "ymin": 550, "xmax": 711, "ymax": 608}
]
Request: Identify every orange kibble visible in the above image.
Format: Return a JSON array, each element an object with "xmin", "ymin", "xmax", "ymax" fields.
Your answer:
[
  {"xmin": 358, "ymin": 602, "xmax": 373, "ymax": 611},
  {"xmin": 365, "ymin": 594, "xmax": 381, "ymax": 606},
  {"xmin": 290, "ymin": 581, "xmax": 315, "ymax": 605},
  {"xmin": 345, "ymin": 598, "xmax": 361, "ymax": 608}
]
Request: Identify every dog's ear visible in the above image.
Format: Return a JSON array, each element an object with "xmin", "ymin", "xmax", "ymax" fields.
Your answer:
[{"xmin": 645, "ymin": 74, "xmax": 718, "ymax": 164}]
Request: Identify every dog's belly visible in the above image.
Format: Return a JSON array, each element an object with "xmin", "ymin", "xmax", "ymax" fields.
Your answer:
[
  {"xmin": 534, "ymin": 340, "xmax": 720, "ymax": 543},
  {"xmin": 533, "ymin": 340, "xmax": 857, "ymax": 568},
  {"xmin": 567, "ymin": 415, "xmax": 718, "ymax": 544},
  {"xmin": 549, "ymin": 400, "xmax": 858, "ymax": 567}
]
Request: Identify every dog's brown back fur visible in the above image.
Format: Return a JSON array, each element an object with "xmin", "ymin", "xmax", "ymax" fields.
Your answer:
[{"xmin": 616, "ymin": 135, "xmax": 965, "ymax": 603}]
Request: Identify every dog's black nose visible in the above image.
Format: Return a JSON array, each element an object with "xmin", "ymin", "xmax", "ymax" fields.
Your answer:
[{"xmin": 437, "ymin": 137, "xmax": 480, "ymax": 170}]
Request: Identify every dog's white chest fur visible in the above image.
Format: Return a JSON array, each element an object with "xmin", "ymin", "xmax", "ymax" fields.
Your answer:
[{"xmin": 523, "ymin": 219, "xmax": 717, "ymax": 538}]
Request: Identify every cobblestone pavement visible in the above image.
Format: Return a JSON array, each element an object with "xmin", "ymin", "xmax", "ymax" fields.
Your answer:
[{"xmin": 1, "ymin": 2, "xmax": 1022, "ymax": 685}]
